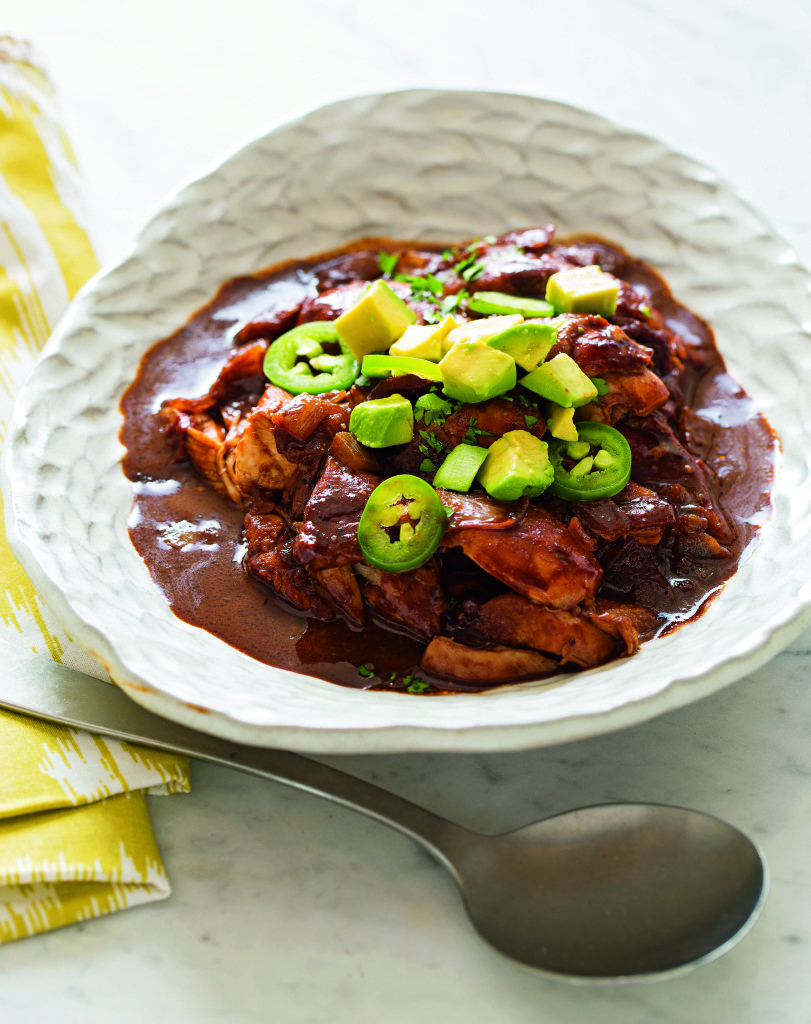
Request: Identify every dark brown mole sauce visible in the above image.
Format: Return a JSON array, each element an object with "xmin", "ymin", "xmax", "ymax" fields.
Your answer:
[{"xmin": 120, "ymin": 236, "xmax": 777, "ymax": 693}]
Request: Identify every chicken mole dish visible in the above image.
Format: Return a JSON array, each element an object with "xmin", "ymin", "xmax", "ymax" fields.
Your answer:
[{"xmin": 121, "ymin": 226, "xmax": 777, "ymax": 694}]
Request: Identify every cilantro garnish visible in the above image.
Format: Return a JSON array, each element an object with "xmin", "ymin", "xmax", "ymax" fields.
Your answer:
[
  {"xmin": 405, "ymin": 677, "xmax": 431, "ymax": 694},
  {"xmin": 419, "ymin": 459, "xmax": 436, "ymax": 473},
  {"xmin": 415, "ymin": 393, "xmax": 454, "ymax": 427},
  {"xmin": 421, "ymin": 432, "xmax": 444, "ymax": 453},
  {"xmin": 591, "ymin": 377, "xmax": 611, "ymax": 396},
  {"xmin": 462, "ymin": 417, "xmax": 495, "ymax": 444},
  {"xmin": 524, "ymin": 414, "xmax": 539, "ymax": 428},
  {"xmin": 357, "ymin": 663, "xmax": 374, "ymax": 678},
  {"xmin": 439, "ymin": 292, "xmax": 465, "ymax": 316},
  {"xmin": 378, "ymin": 251, "xmax": 398, "ymax": 276}
]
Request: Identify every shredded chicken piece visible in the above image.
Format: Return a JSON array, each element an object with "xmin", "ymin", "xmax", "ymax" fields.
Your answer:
[
  {"xmin": 577, "ymin": 369, "xmax": 669, "ymax": 423},
  {"xmin": 444, "ymin": 507, "xmax": 602, "ymax": 609},
  {"xmin": 243, "ymin": 506, "xmax": 336, "ymax": 620},
  {"xmin": 476, "ymin": 592, "xmax": 618, "ymax": 667},
  {"xmin": 228, "ymin": 422, "xmax": 297, "ymax": 496},
  {"xmin": 357, "ymin": 560, "xmax": 446, "ymax": 640},
  {"xmin": 422, "ymin": 637, "xmax": 558, "ymax": 683},
  {"xmin": 312, "ymin": 566, "xmax": 365, "ymax": 627}
]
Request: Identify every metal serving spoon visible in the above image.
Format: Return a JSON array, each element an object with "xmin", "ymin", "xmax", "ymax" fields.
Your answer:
[{"xmin": 1, "ymin": 646, "xmax": 767, "ymax": 981}]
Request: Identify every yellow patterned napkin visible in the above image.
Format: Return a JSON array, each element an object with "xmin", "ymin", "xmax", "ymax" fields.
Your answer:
[{"xmin": 0, "ymin": 37, "xmax": 190, "ymax": 943}]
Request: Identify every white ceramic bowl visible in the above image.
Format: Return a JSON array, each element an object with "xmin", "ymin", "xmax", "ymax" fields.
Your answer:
[{"xmin": 5, "ymin": 89, "xmax": 811, "ymax": 753}]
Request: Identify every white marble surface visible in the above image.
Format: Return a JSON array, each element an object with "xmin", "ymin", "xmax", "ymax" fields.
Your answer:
[{"xmin": 3, "ymin": 0, "xmax": 811, "ymax": 1020}]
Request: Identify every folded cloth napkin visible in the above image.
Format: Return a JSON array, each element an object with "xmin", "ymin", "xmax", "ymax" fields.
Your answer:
[{"xmin": 0, "ymin": 37, "xmax": 190, "ymax": 943}]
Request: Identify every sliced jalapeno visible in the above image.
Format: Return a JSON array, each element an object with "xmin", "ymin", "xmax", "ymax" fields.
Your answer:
[
  {"xmin": 263, "ymin": 322, "xmax": 359, "ymax": 395},
  {"xmin": 361, "ymin": 354, "xmax": 443, "ymax": 381},
  {"xmin": 357, "ymin": 474, "xmax": 447, "ymax": 573},
  {"xmin": 548, "ymin": 422, "xmax": 632, "ymax": 501}
]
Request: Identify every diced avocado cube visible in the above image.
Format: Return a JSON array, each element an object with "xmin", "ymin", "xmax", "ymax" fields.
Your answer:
[
  {"xmin": 477, "ymin": 430, "xmax": 554, "ymax": 501},
  {"xmin": 487, "ymin": 322, "xmax": 557, "ymax": 372},
  {"xmin": 545, "ymin": 265, "xmax": 619, "ymax": 318},
  {"xmin": 439, "ymin": 339, "xmax": 516, "ymax": 404},
  {"xmin": 546, "ymin": 402, "xmax": 579, "ymax": 442},
  {"xmin": 389, "ymin": 314, "xmax": 458, "ymax": 362},
  {"xmin": 432, "ymin": 443, "xmax": 490, "ymax": 492},
  {"xmin": 521, "ymin": 353, "xmax": 598, "ymax": 408},
  {"xmin": 335, "ymin": 280, "xmax": 417, "ymax": 360},
  {"xmin": 442, "ymin": 314, "xmax": 523, "ymax": 355},
  {"xmin": 468, "ymin": 291, "xmax": 555, "ymax": 318},
  {"xmin": 349, "ymin": 394, "xmax": 414, "ymax": 448}
]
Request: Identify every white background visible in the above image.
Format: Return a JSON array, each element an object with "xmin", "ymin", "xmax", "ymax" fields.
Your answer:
[{"xmin": 4, "ymin": 2, "xmax": 811, "ymax": 1021}]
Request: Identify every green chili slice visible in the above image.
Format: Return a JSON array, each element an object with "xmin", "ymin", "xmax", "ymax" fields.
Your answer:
[
  {"xmin": 468, "ymin": 291, "xmax": 555, "ymax": 318},
  {"xmin": 357, "ymin": 474, "xmax": 446, "ymax": 573},
  {"xmin": 548, "ymin": 422, "xmax": 632, "ymax": 501},
  {"xmin": 263, "ymin": 322, "xmax": 359, "ymax": 395},
  {"xmin": 432, "ymin": 443, "xmax": 489, "ymax": 492},
  {"xmin": 361, "ymin": 354, "xmax": 443, "ymax": 381}
]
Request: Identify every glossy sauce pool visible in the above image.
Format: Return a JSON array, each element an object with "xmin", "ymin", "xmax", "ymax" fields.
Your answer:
[{"xmin": 120, "ymin": 237, "xmax": 777, "ymax": 693}]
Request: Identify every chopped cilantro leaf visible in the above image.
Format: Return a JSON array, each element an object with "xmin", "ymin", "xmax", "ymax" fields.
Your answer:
[
  {"xmin": 378, "ymin": 251, "xmax": 398, "ymax": 276},
  {"xmin": 591, "ymin": 377, "xmax": 611, "ymax": 396},
  {"xmin": 524, "ymin": 414, "xmax": 539, "ymax": 428},
  {"xmin": 439, "ymin": 293, "xmax": 465, "ymax": 316},
  {"xmin": 357, "ymin": 663, "xmax": 374, "ymax": 677},
  {"xmin": 420, "ymin": 459, "xmax": 436, "ymax": 473},
  {"xmin": 424, "ymin": 274, "xmax": 444, "ymax": 295},
  {"xmin": 406, "ymin": 678, "xmax": 431, "ymax": 694},
  {"xmin": 415, "ymin": 393, "xmax": 454, "ymax": 427},
  {"xmin": 463, "ymin": 418, "xmax": 494, "ymax": 443}
]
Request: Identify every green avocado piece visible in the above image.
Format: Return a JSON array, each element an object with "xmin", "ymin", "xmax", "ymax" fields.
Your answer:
[
  {"xmin": 545, "ymin": 265, "xmax": 619, "ymax": 318},
  {"xmin": 441, "ymin": 314, "xmax": 524, "ymax": 355},
  {"xmin": 349, "ymin": 394, "xmax": 414, "ymax": 448},
  {"xmin": 468, "ymin": 291, "xmax": 555, "ymax": 318},
  {"xmin": 335, "ymin": 280, "xmax": 417, "ymax": 360},
  {"xmin": 477, "ymin": 430, "xmax": 554, "ymax": 501},
  {"xmin": 520, "ymin": 353, "xmax": 598, "ymax": 408},
  {"xmin": 389, "ymin": 315, "xmax": 458, "ymax": 362},
  {"xmin": 486, "ymin": 322, "xmax": 557, "ymax": 371},
  {"xmin": 546, "ymin": 401, "xmax": 579, "ymax": 441},
  {"xmin": 439, "ymin": 339, "xmax": 516, "ymax": 404}
]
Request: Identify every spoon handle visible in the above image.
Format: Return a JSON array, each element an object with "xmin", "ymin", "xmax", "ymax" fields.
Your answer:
[{"xmin": 0, "ymin": 647, "xmax": 467, "ymax": 870}]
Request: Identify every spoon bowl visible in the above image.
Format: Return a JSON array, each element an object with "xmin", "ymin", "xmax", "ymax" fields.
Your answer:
[{"xmin": 445, "ymin": 803, "xmax": 766, "ymax": 979}]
